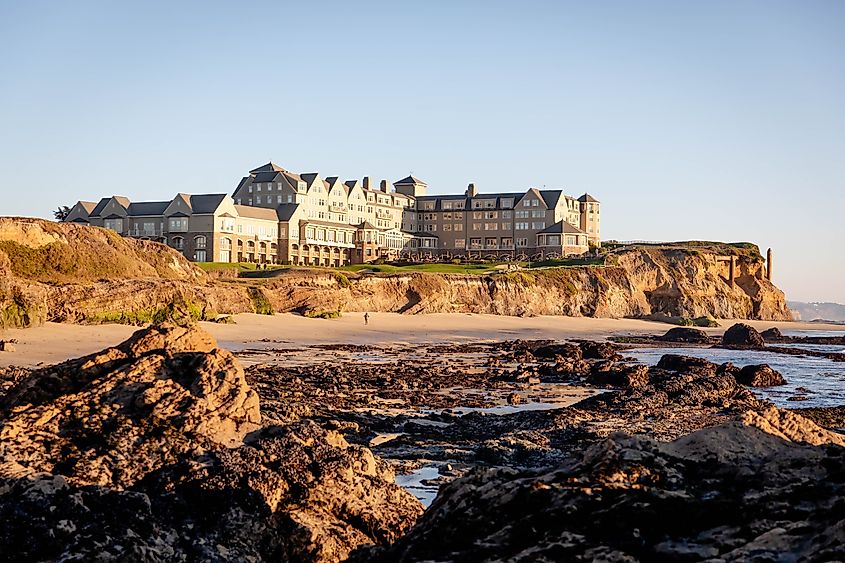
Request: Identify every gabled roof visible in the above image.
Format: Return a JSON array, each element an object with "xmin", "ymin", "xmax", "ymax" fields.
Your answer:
[
  {"xmin": 358, "ymin": 221, "xmax": 377, "ymax": 230},
  {"xmin": 537, "ymin": 221, "xmax": 587, "ymax": 235},
  {"xmin": 276, "ymin": 203, "xmax": 300, "ymax": 221},
  {"xmin": 539, "ymin": 190, "xmax": 564, "ymax": 209},
  {"xmin": 252, "ymin": 171, "xmax": 285, "ymax": 183},
  {"xmin": 233, "ymin": 204, "xmax": 279, "ymax": 221},
  {"xmin": 90, "ymin": 197, "xmax": 121, "ymax": 217},
  {"xmin": 300, "ymin": 173, "xmax": 320, "ymax": 186},
  {"xmin": 78, "ymin": 201, "xmax": 97, "ymax": 213},
  {"xmin": 578, "ymin": 193, "xmax": 599, "ymax": 203},
  {"xmin": 394, "ymin": 175, "xmax": 427, "ymax": 186},
  {"xmin": 249, "ymin": 162, "xmax": 287, "ymax": 175},
  {"xmin": 113, "ymin": 196, "xmax": 131, "ymax": 209},
  {"xmin": 188, "ymin": 194, "xmax": 228, "ymax": 214},
  {"xmin": 127, "ymin": 201, "xmax": 170, "ymax": 216}
]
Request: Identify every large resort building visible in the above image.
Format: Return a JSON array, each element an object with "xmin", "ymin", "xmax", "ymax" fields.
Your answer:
[{"xmin": 65, "ymin": 162, "xmax": 601, "ymax": 265}]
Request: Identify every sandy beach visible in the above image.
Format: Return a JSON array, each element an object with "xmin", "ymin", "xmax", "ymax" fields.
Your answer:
[{"xmin": 1, "ymin": 313, "xmax": 842, "ymax": 368}]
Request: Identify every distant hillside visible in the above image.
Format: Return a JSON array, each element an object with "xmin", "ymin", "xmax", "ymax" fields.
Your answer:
[{"xmin": 788, "ymin": 301, "xmax": 845, "ymax": 323}]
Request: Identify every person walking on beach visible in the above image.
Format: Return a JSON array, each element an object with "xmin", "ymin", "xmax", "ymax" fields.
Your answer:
[{"xmin": 364, "ymin": 312, "xmax": 369, "ymax": 325}]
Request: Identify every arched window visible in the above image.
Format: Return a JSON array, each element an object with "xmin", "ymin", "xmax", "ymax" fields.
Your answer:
[
  {"xmin": 220, "ymin": 237, "xmax": 232, "ymax": 250},
  {"xmin": 171, "ymin": 236, "xmax": 184, "ymax": 250},
  {"xmin": 194, "ymin": 235, "xmax": 207, "ymax": 249}
]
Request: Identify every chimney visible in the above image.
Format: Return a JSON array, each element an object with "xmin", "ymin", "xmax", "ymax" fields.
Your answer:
[
  {"xmin": 380, "ymin": 179, "xmax": 390, "ymax": 193},
  {"xmin": 466, "ymin": 183, "xmax": 478, "ymax": 197},
  {"xmin": 363, "ymin": 176, "xmax": 372, "ymax": 190}
]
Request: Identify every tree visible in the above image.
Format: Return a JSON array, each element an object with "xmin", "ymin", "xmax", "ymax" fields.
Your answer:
[{"xmin": 53, "ymin": 205, "xmax": 71, "ymax": 221}]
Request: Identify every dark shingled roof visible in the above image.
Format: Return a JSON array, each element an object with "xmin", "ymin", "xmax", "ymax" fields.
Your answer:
[
  {"xmin": 90, "ymin": 197, "xmax": 121, "ymax": 217},
  {"xmin": 276, "ymin": 203, "xmax": 300, "ymax": 221},
  {"xmin": 249, "ymin": 162, "xmax": 287, "ymax": 175},
  {"xmin": 539, "ymin": 190, "xmax": 564, "ymax": 209},
  {"xmin": 537, "ymin": 221, "xmax": 587, "ymax": 235},
  {"xmin": 127, "ymin": 201, "xmax": 170, "ymax": 216},
  {"xmin": 188, "ymin": 194, "xmax": 228, "ymax": 214},
  {"xmin": 578, "ymin": 193, "xmax": 599, "ymax": 203},
  {"xmin": 300, "ymin": 173, "xmax": 320, "ymax": 186},
  {"xmin": 394, "ymin": 175, "xmax": 427, "ymax": 186}
]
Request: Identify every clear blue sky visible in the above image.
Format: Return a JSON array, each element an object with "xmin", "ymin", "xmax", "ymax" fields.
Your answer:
[{"xmin": 1, "ymin": 1, "xmax": 843, "ymax": 303}]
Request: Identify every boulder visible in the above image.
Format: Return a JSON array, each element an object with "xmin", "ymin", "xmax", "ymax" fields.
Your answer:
[
  {"xmin": 586, "ymin": 362, "xmax": 649, "ymax": 388},
  {"xmin": 736, "ymin": 364, "xmax": 786, "ymax": 387},
  {"xmin": 656, "ymin": 354, "xmax": 717, "ymax": 375},
  {"xmin": 722, "ymin": 323, "xmax": 765, "ymax": 348},
  {"xmin": 658, "ymin": 327, "xmax": 711, "ymax": 344},
  {"xmin": 760, "ymin": 327, "xmax": 783, "ymax": 340},
  {"xmin": 578, "ymin": 341, "xmax": 621, "ymax": 360},
  {"xmin": 532, "ymin": 342, "xmax": 582, "ymax": 360}
]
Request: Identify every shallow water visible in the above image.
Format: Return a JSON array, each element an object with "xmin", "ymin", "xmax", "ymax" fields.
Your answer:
[
  {"xmin": 395, "ymin": 465, "xmax": 440, "ymax": 506},
  {"xmin": 781, "ymin": 329, "xmax": 845, "ymax": 338},
  {"xmin": 626, "ymin": 347, "xmax": 845, "ymax": 408}
]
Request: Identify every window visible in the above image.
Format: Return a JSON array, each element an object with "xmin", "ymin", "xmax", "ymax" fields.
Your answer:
[
  {"xmin": 248, "ymin": 185, "xmax": 253, "ymax": 193},
  {"xmin": 516, "ymin": 222, "xmax": 529, "ymax": 230},
  {"xmin": 501, "ymin": 222, "xmax": 511, "ymax": 230},
  {"xmin": 443, "ymin": 224, "xmax": 452, "ymax": 231},
  {"xmin": 517, "ymin": 238, "xmax": 528, "ymax": 247},
  {"xmin": 532, "ymin": 210, "xmax": 545, "ymax": 218},
  {"xmin": 501, "ymin": 198, "xmax": 514, "ymax": 209},
  {"xmin": 484, "ymin": 223, "xmax": 497, "ymax": 230},
  {"xmin": 454, "ymin": 224, "xmax": 463, "ymax": 231},
  {"xmin": 455, "ymin": 239, "xmax": 466, "ymax": 249},
  {"xmin": 442, "ymin": 201, "xmax": 453, "ymax": 209},
  {"xmin": 523, "ymin": 199, "xmax": 531, "ymax": 207},
  {"xmin": 104, "ymin": 218, "xmax": 123, "ymax": 232},
  {"xmin": 169, "ymin": 218, "xmax": 188, "ymax": 232},
  {"xmin": 472, "ymin": 223, "xmax": 482, "ymax": 231},
  {"xmin": 469, "ymin": 238, "xmax": 482, "ymax": 249},
  {"xmin": 277, "ymin": 195, "xmax": 283, "ymax": 203},
  {"xmin": 502, "ymin": 211, "xmax": 512, "ymax": 219},
  {"xmin": 515, "ymin": 210, "xmax": 529, "ymax": 219},
  {"xmin": 171, "ymin": 236, "xmax": 184, "ymax": 249},
  {"xmin": 485, "ymin": 237, "xmax": 497, "ymax": 247},
  {"xmin": 256, "ymin": 184, "xmax": 262, "ymax": 191},
  {"xmin": 194, "ymin": 249, "xmax": 207, "ymax": 261},
  {"xmin": 502, "ymin": 237, "xmax": 513, "ymax": 248},
  {"xmin": 532, "ymin": 200, "xmax": 539, "ymax": 207},
  {"xmin": 194, "ymin": 235, "xmax": 207, "ymax": 249},
  {"xmin": 221, "ymin": 238, "xmax": 231, "ymax": 250},
  {"xmin": 532, "ymin": 222, "xmax": 545, "ymax": 230},
  {"xmin": 484, "ymin": 211, "xmax": 497, "ymax": 219}
]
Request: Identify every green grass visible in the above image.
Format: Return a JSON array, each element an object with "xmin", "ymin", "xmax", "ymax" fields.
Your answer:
[
  {"xmin": 196, "ymin": 262, "xmax": 291, "ymax": 272},
  {"xmin": 247, "ymin": 287, "xmax": 274, "ymax": 315}
]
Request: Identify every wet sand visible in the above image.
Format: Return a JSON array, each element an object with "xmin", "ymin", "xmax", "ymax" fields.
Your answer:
[{"xmin": 0, "ymin": 312, "xmax": 842, "ymax": 368}]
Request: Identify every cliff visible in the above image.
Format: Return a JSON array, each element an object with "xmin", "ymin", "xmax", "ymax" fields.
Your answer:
[{"xmin": 0, "ymin": 219, "xmax": 791, "ymax": 328}]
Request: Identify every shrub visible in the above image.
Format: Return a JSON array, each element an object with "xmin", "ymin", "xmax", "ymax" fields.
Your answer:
[
  {"xmin": 303, "ymin": 309, "xmax": 342, "ymax": 319},
  {"xmin": 248, "ymin": 287, "xmax": 274, "ymax": 315},
  {"xmin": 332, "ymin": 272, "xmax": 352, "ymax": 288}
]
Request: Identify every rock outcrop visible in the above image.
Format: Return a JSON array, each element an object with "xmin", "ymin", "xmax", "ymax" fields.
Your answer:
[
  {"xmin": 0, "ymin": 219, "xmax": 792, "ymax": 327},
  {"xmin": 356, "ymin": 407, "xmax": 845, "ymax": 562},
  {"xmin": 0, "ymin": 324, "xmax": 422, "ymax": 562},
  {"xmin": 736, "ymin": 364, "xmax": 787, "ymax": 387},
  {"xmin": 722, "ymin": 322, "xmax": 766, "ymax": 348},
  {"xmin": 657, "ymin": 326, "xmax": 711, "ymax": 343}
]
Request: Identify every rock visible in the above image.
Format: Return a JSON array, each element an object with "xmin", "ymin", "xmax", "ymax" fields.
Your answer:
[
  {"xmin": 657, "ymin": 327, "xmax": 710, "ymax": 343},
  {"xmin": 355, "ymin": 407, "xmax": 845, "ymax": 562},
  {"xmin": 722, "ymin": 323, "xmax": 765, "ymax": 348},
  {"xmin": 761, "ymin": 327, "xmax": 783, "ymax": 340},
  {"xmin": 578, "ymin": 341, "xmax": 621, "ymax": 360},
  {"xmin": 0, "ymin": 324, "xmax": 422, "ymax": 562},
  {"xmin": 532, "ymin": 343, "xmax": 582, "ymax": 360},
  {"xmin": 586, "ymin": 362, "xmax": 649, "ymax": 388},
  {"xmin": 736, "ymin": 364, "xmax": 786, "ymax": 387},
  {"xmin": 507, "ymin": 392, "xmax": 524, "ymax": 405},
  {"xmin": 656, "ymin": 354, "xmax": 718, "ymax": 375}
]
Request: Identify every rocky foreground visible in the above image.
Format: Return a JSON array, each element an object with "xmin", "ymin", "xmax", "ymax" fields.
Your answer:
[
  {"xmin": 1, "ymin": 323, "xmax": 844, "ymax": 561},
  {"xmin": 0, "ymin": 325, "xmax": 421, "ymax": 562}
]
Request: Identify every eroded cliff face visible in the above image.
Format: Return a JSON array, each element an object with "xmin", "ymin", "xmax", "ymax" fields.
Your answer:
[{"xmin": 0, "ymin": 219, "xmax": 791, "ymax": 327}]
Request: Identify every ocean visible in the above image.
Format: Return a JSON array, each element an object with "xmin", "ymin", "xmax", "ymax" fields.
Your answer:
[{"xmin": 625, "ymin": 330, "xmax": 845, "ymax": 408}]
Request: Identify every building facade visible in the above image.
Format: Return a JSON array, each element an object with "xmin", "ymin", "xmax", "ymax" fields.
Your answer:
[{"xmin": 66, "ymin": 162, "xmax": 600, "ymax": 264}]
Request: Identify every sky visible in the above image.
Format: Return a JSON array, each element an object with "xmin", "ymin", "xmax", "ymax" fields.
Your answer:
[{"xmin": 0, "ymin": 0, "xmax": 843, "ymax": 303}]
